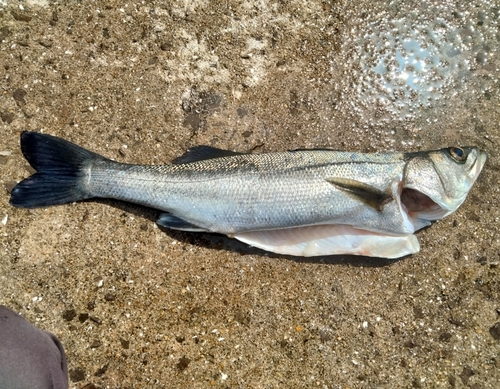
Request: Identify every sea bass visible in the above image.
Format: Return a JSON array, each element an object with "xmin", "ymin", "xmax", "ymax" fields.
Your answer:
[{"xmin": 10, "ymin": 132, "xmax": 486, "ymax": 259}]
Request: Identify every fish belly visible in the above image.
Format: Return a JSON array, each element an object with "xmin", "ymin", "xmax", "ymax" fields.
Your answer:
[{"xmin": 235, "ymin": 225, "xmax": 420, "ymax": 258}]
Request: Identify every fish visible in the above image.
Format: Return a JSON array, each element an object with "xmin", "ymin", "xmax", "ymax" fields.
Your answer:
[{"xmin": 9, "ymin": 132, "xmax": 486, "ymax": 259}]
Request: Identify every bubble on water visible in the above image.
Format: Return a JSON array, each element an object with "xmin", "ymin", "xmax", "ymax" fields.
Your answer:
[{"xmin": 332, "ymin": 0, "xmax": 499, "ymax": 124}]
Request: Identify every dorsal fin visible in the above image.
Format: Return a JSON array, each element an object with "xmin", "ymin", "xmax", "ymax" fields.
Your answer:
[
  {"xmin": 173, "ymin": 146, "xmax": 247, "ymax": 164},
  {"xmin": 289, "ymin": 148, "xmax": 338, "ymax": 152}
]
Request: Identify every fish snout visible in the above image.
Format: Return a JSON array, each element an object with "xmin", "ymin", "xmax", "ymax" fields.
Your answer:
[{"xmin": 469, "ymin": 148, "xmax": 487, "ymax": 181}]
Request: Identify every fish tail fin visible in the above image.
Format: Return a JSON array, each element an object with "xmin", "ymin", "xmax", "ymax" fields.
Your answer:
[{"xmin": 10, "ymin": 131, "xmax": 104, "ymax": 208}]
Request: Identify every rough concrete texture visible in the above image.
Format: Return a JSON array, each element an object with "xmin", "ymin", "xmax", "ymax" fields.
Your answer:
[{"xmin": 1, "ymin": 1, "xmax": 499, "ymax": 388}]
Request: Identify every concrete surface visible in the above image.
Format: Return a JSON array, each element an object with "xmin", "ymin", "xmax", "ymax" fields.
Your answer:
[{"xmin": 1, "ymin": 1, "xmax": 499, "ymax": 388}]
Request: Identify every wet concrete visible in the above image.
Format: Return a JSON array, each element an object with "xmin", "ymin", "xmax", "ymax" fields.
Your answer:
[{"xmin": 1, "ymin": 1, "xmax": 499, "ymax": 388}]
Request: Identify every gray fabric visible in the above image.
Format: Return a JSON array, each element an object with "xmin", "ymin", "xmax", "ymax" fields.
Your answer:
[{"xmin": 0, "ymin": 305, "xmax": 68, "ymax": 389}]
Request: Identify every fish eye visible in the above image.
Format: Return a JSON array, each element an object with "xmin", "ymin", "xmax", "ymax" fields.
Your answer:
[{"xmin": 449, "ymin": 147, "xmax": 467, "ymax": 162}]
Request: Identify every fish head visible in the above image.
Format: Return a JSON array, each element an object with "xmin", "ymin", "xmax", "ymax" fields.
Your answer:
[{"xmin": 402, "ymin": 147, "xmax": 487, "ymax": 224}]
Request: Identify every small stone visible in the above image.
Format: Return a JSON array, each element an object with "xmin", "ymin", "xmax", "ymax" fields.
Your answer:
[
  {"xmin": 448, "ymin": 315, "xmax": 465, "ymax": 327},
  {"xmin": 69, "ymin": 367, "xmax": 85, "ymax": 382},
  {"xmin": 62, "ymin": 309, "xmax": 77, "ymax": 321},
  {"xmin": 90, "ymin": 340, "xmax": 102, "ymax": 348},
  {"xmin": 66, "ymin": 21, "xmax": 74, "ymax": 35},
  {"xmin": 413, "ymin": 306, "xmax": 424, "ymax": 319},
  {"xmin": 13, "ymin": 89, "xmax": 27, "ymax": 104},
  {"xmin": 78, "ymin": 313, "xmax": 89, "ymax": 323},
  {"xmin": 181, "ymin": 98, "xmax": 191, "ymax": 112},
  {"xmin": 140, "ymin": 223, "xmax": 149, "ymax": 231},
  {"xmin": 0, "ymin": 26, "xmax": 11, "ymax": 41},
  {"xmin": 438, "ymin": 332, "xmax": 452, "ymax": 342},
  {"xmin": 160, "ymin": 42, "xmax": 172, "ymax": 51},
  {"xmin": 39, "ymin": 40, "xmax": 53, "ymax": 48},
  {"xmin": 148, "ymin": 56, "xmax": 158, "ymax": 65},
  {"xmin": 489, "ymin": 322, "xmax": 500, "ymax": 340},
  {"xmin": 459, "ymin": 366, "xmax": 475, "ymax": 384},
  {"xmin": 403, "ymin": 340, "xmax": 417, "ymax": 348},
  {"xmin": 466, "ymin": 211, "xmax": 480, "ymax": 222},
  {"xmin": 2, "ymin": 111, "xmax": 14, "ymax": 124},
  {"xmin": 104, "ymin": 293, "xmax": 115, "ymax": 302},
  {"xmin": 81, "ymin": 384, "xmax": 99, "ymax": 389},
  {"xmin": 319, "ymin": 329, "xmax": 331, "ymax": 342},
  {"xmin": 11, "ymin": 10, "xmax": 32, "ymax": 22},
  {"xmin": 176, "ymin": 356, "xmax": 190, "ymax": 371},
  {"xmin": 183, "ymin": 112, "xmax": 202, "ymax": 132},
  {"xmin": 476, "ymin": 256, "xmax": 488, "ymax": 265},
  {"xmin": 120, "ymin": 337, "xmax": 130, "ymax": 349},
  {"xmin": 94, "ymin": 364, "xmax": 108, "ymax": 377},
  {"xmin": 175, "ymin": 335, "xmax": 185, "ymax": 343},
  {"xmin": 236, "ymin": 107, "xmax": 247, "ymax": 118},
  {"xmin": 234, "ymin": 310, "xmax": 250, "ymax": 325}
]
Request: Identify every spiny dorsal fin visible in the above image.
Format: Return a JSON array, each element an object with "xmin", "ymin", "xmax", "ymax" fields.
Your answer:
[
  {"xmin": 173, "ymin": 146, "xmax": 247, "ymax": 164},
  {"xmin": 326, "ymin": 177, "xmax": 393, "ymax": 211},
  {"xmin": 289, "ymin": 148, "xmax": 339, "ymax": 152}
]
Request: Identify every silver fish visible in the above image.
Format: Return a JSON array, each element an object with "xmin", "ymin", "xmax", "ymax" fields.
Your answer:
[{"xmin": 10, "ymin": 132, "xmax": 486, "ymax": 259}]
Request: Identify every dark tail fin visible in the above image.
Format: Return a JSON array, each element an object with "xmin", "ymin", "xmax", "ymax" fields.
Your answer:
[{"xmin": 10, "ymin": 132, "xmax": 105, "ymax": 208}]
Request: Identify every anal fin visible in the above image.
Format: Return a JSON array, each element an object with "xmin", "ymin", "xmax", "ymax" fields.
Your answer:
[
  {"xmin": 157, "ymin": 213, "xmax": 208, "ymax": 232},
  {"xmin": 234, "ymin": 225, "xmax": 419, "ymax": 259}
]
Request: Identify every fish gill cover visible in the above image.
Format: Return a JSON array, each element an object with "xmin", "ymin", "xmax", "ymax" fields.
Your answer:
[{"xmin": 332, "ymin": 0, "xmax": 499, "ymax": 122}]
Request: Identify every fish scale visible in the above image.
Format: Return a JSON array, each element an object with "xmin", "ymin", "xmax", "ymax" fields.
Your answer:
[{"xmin": 88, "ymin": 151, "xmax": 407, "ymax": 234}]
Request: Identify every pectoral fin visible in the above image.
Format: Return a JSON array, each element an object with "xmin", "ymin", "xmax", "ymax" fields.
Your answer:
[{"xmin": 326, "ymin": 177, "xmax": 392, "ymax": 211}]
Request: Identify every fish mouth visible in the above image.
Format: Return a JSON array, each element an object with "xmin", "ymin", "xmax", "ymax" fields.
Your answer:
[{"xmin": 400, "ymin": 188, "xmax": 446, "ymax": 226}]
